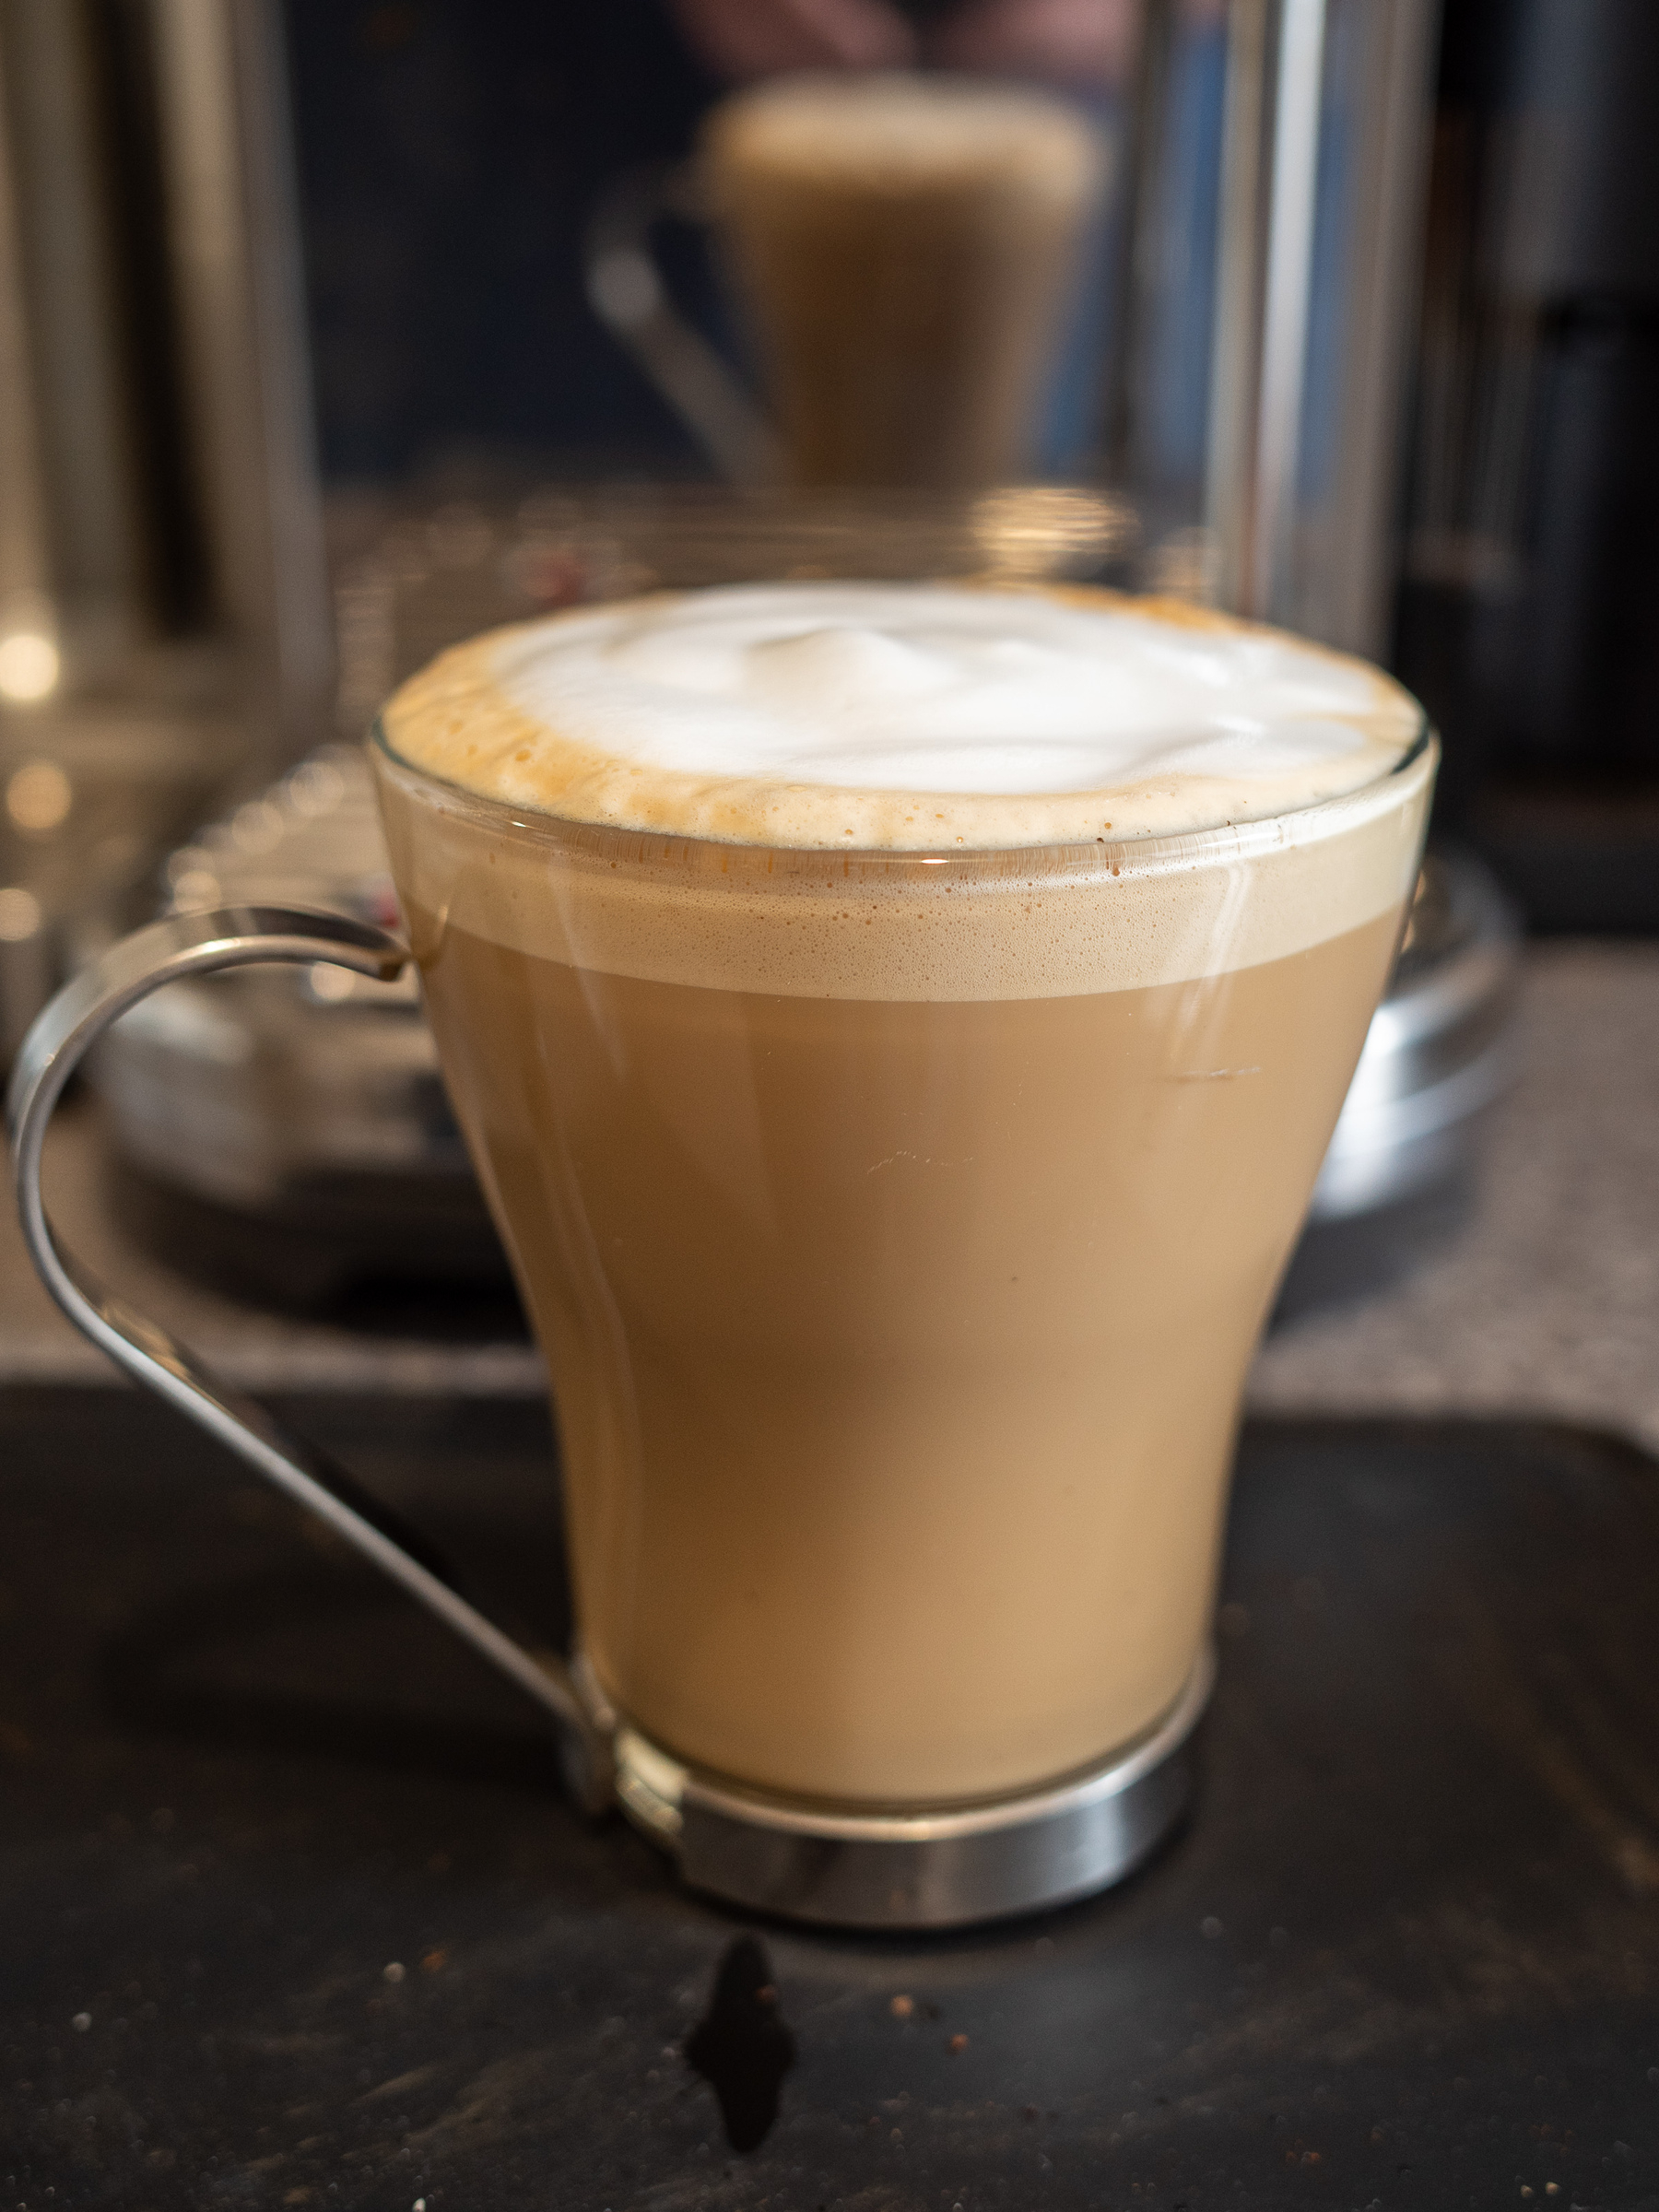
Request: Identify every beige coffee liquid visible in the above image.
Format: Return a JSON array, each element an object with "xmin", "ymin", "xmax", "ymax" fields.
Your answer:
[
  {"xmin": 699, "ymin": 75, "xmax": 1108, "ymax": 488},
  {"xmin": 374, "ymin": 583, "xmax": 1432, "ymax": 1806}
]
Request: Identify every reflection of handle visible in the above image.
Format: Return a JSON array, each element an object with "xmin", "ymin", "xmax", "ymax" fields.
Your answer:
[
  {"xmin": 584, "ymin": 161, "xmax": 780, "ymax": 486},
  {"xmin": 6, "ymin": 906, "xmax": 614, "ymax": 1813}
]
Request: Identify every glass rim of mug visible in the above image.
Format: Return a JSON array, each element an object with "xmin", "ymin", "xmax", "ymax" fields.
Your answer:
[{"xmin": 369, "ymin": 712, "xmax": 1437, "ymax": 884}]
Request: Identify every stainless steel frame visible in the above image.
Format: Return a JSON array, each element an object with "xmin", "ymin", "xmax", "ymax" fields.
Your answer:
[
  {"xmin": 1205, "ymin": 0, "xmax": 1441, "ymax": 654},
  {"xmin": 6, "ymin": 904, "xmax": 1205, "ymax": 1928}
]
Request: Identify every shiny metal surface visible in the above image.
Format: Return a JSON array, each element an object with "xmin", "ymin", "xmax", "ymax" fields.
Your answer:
[
  {"xmin": 1311, "ymin": 848, "xmax": 1521, "ymax": 1219},
  {"xmin": 147, "ymin": 0, "xmax": 335, "ymax": 760},
  {"xmin": 1202, "ymin": 0, "xmax": 1441, "ymax": 654},
  {"xmin": 616, "ymin": 1650, "xmax": 1212, "ymax": 1930}
]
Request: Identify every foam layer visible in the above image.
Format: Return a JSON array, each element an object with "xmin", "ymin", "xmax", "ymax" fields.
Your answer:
[
  {"xmin": 702, "ymin": 71, "xmax": 1103, "ymax": 203},
  {"xmin": 379, "ymin": 583, "xmax": 1424, "ymax": 852},
  {"xmin": 374, "ymin": 737, "xmax": 1436, "ymax": 1004}
]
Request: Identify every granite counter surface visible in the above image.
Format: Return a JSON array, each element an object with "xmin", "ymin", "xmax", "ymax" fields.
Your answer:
[{"xmin": 3, "ymin": 939, "xmax": 1656, "ymax": 1449}]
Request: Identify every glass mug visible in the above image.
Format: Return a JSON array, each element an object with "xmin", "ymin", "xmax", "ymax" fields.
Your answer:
[
  {"xmin": 7, "ymin": 521, "xmax": 1434, "ymax": 1928},
  {"xmin": 584, "ymin": 74, "xmax": 1112, "ymax": 489}
]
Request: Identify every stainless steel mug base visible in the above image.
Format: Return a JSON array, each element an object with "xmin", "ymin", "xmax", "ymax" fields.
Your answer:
[{"xmin": 608, "ymin": 1647, "xmax": 1214, "ymax": 1930}]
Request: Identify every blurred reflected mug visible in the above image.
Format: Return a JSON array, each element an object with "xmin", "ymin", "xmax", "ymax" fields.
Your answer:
[
  {"xmin": 7, "ymin": 517, "xmax": 1433, "ymax": 1929},
  {"xmin": 585, "ymin": 71, "xmax": 1111, "ymax": 489}
]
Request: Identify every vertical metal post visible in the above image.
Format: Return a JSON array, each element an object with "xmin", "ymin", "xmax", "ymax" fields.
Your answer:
[
  {"xmin": 149, "ymin": 0, "xmax": 332, "ymax": 769},
  {"xmin": 0, "ymin": 0, "xmax": 152, "ymax": 650},
  {"xmin": 1205, "ymin": 0, "xmax": 1327, "ymax": 623},
  {"xmin": 1205, "ymin": 0, "xmax": 1440, "ymax": 652},
  {"xmin": 0, "ymin": 26, "xmax": 54, "ymax": 631},
  {"xmin": 1252, "ymin": 0, "xmax": 1327, "ymax": 617},
  {"xmin": 1205, "ymin": 0, "xmax": 1273, "ymax": 617}
]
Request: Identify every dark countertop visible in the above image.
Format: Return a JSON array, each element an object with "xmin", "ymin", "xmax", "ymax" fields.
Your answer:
[{"xmin": 5, "ymin": 1390, "xmax": 1659, "ymax": 2207}]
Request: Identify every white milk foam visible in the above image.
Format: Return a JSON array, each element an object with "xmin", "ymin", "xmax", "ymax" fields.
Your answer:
[
  {"xmin": 703, "ymin": 72, "xmax": 1103, "ymax": 198},
  {"xmin": 381, "ymin": 582, "xmax": 1422, "ymax": 851}
]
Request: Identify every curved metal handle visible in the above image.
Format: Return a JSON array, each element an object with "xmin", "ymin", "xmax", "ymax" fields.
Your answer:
[
  {"xmin": 584, "ymin": 160, "xmax": 781, "ymax": 486},
  {"xmin": 6, "ymin": 905, "xmax": 614, "ymax": 1812}
]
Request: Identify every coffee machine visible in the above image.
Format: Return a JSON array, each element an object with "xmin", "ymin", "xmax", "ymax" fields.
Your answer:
[{"xmin": 53, "ymin": 0, "xmax": 1623, "ymax": 1298}]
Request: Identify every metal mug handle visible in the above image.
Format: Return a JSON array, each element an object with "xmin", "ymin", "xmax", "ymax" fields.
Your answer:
[
  {"xmin": 584, "ymin": 160, "xmax": 780, "ymax": 487},
  {"xmin": 5, "ymin": 904, "xmax": 615, "ymax": 1812}
]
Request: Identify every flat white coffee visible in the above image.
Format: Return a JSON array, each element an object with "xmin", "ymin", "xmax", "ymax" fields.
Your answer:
[
  {"xmin": 382, "ymin": 582, "xmax": 1421, "ymax": 851},
  {"xmin": 372, "ymin": 585, "xmax": 1435, "ymax": 1805}
]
